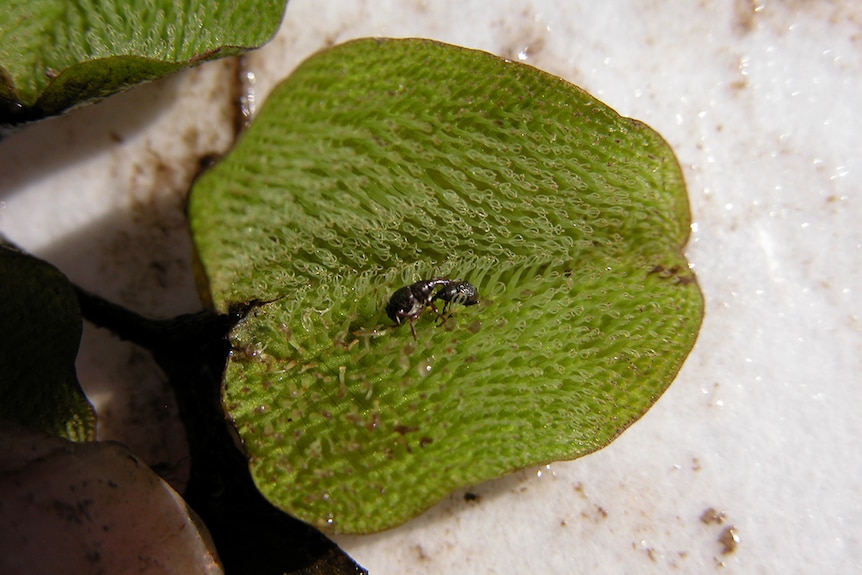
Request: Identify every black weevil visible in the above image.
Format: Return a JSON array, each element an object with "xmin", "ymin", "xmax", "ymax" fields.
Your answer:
[{"xmin": 386, "ymin": 278, "xmax": 479, "ymax": 339}]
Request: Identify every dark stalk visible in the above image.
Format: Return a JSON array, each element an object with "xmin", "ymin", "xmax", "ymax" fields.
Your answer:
[{"xmin": 75, "ymin": 287, "xmax": 365, "ymax": 575}]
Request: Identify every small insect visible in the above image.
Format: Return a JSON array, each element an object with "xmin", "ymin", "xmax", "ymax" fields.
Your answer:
[
  {"xmin": 431, "ymin": 280, "xmax": 480, "ymax": 318},
  {"xmin": 386, "ymin": 278, "xmax": 479, "ymax": 338}
]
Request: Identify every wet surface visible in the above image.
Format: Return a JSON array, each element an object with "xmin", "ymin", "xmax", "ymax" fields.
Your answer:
[{"xmin": 1, "ymin": 0, "xmax": 860, "ymax": 573}]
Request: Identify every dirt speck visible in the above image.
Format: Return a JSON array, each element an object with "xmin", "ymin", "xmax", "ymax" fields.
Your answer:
[
  {"xmin": 573, "ymin": 481, "xmax": 588, "ymax": 498},
  {"xmin": 463, "ymin": 491, "xmax": 481, "ymax": 503},
  {"xmin": 718, "ymin": 525, "xmax": 740, "ymax": 555},
  {"xmin": 412, "ymin": 543, "xmax": 431, "ymax": 562},
  {"xmin": 394, "ymin": 423, "xmax": 419, "ymax": 435},
  {"xmin": 700, "ymin": 507, "xmax": 727, "ymax": 525},
  {"xmin": 733, "ymin": 0, "xmax": 758, "ymax": 35}
]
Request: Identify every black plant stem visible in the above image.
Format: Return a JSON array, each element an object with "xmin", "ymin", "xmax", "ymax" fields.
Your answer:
[{"xmin": 75, "ymin": 287, "xmax": 366, "ymax": 575}]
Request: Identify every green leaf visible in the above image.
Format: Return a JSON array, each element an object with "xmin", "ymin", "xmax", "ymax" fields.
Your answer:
[
  {"xmin": 0, "ymin": 242, "xmax": 94, "ymax": 441},
  {"xmin": 0, "ymin": 0, "xmax": 287, "ymax": 123},
  {"xmin": 189, "ymin": 38, "xmax": 704, "ymax": 534}
]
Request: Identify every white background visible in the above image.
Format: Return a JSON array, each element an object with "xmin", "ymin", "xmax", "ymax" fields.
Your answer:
[{"xmin": 1, "ymin": 1, "xmax": 859, "ymax": 573}]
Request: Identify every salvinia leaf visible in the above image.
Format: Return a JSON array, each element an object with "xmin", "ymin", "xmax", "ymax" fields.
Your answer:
[
  {"xmin": 189, "ymin": 38, "xmax": 704, "ymax": 534},
  {"xmin": 0, "ymin": 242, "xmax": 94, "ymax": 441},
  {"xmin": 0, "ymin": 0, "xmax": 287, "ymax": 124}
]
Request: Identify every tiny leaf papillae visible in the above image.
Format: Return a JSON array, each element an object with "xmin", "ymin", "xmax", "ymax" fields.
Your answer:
[{"xmin": 0, "ymin": 0, "xmax": 286, "ymax": 122}]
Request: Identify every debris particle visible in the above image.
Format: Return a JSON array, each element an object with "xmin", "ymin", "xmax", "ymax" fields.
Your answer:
[
  {"xmin": 463, "ymin": 492, "xmax": 481, "ymax": 503},
  {"xmin": 700, "ymin": 507, "xmax": 727, "ymax": 525},
  {"xmin": 718, "ymin": 525, "xmax": 739, "ymax": 555}
]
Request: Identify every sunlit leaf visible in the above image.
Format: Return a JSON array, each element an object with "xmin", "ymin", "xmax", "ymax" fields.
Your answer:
[
  {"xmin": 0, "ymin": 0, "xmax": 287, "ymax": 124},
  {"xmin": 189, "ymin": 38, "xmax": 703, "ymax": 533}
]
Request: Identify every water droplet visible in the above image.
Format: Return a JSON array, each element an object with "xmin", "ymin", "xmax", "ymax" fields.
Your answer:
[{"xmin": 417, "ymin": 358, "xmax": 433, "ymax": 377}]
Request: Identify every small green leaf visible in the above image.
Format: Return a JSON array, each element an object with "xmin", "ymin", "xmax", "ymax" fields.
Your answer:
[
  {"xmin": 0, "ymin": 0, "xmax": 287, "ymax": 123},
  {"xmin": 189, "ymin": 38, "xmax": 703, "ymax": 533},
  {"xmin": 0, "ymin": 243, "xmax": 94, "ymax": 441}
]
